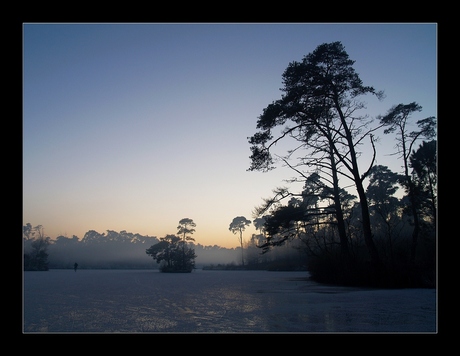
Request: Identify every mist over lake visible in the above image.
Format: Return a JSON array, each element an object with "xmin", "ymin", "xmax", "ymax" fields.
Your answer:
[{"xmin": 23, "ymin": 269, "xmax": 436, "ymax": 333}]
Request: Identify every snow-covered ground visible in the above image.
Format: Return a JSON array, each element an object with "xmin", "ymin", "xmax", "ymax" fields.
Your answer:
[{"xmin": 23, "ymin": 269, "xmax": 436, "ymax": 333}]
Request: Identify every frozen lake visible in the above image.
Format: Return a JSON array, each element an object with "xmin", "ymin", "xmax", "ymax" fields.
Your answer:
[{"xmin": 23, "ymin": 269, "xmax": 436, "ymax": 333}]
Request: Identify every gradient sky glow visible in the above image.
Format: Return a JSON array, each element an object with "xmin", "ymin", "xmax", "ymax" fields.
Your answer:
[{"xmin": 23, "ymin": 23, "xmax": 437, "ymax": 248}]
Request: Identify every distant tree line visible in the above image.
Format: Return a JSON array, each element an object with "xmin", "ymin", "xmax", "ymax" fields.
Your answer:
[
  {"xmin": 23, "ymin": 221, "xmax": 307, "ymax": 271},
  {"xmin": 23, "ymin": 225, "xmax": 160, "ymax": 270},
  {"xmin": 23, "ymin": 224, "xmax": 250, "ymax": 270},
  {"xmin": 247, "ymin": 41, "xmax": 436, "ymax": 288}
]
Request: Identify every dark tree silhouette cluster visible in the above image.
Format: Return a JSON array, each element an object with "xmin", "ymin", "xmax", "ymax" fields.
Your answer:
[
  {"xmin": 248, "ymin": 42, "xmax": 436, "ymax": 288},
  {"xmin": 145, "ymin": 218, "xmax": 197, "ymax": 272},
  {"xmin": 23, "ymin": 224, "xmax": 243, "ymax": 270}
]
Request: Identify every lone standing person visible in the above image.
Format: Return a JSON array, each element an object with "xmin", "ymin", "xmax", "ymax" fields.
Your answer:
[{"xmin": 74, "ymin": 262, "xmax": 78, "ymax": 272}]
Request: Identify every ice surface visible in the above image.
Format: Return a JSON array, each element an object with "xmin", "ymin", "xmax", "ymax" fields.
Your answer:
[{"xmin": 23, "ymin": 269, "xmax": 436, "ymax": 333}]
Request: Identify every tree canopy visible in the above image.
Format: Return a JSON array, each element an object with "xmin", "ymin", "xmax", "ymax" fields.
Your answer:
[{"xmin": 229, "ymin": 216, "xmax": 251, "ymax": 266}]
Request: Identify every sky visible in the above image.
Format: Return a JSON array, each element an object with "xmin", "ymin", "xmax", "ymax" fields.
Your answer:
[{"xmin": 23, "ymin": 23, "xmax": 437, "ymax": 248}]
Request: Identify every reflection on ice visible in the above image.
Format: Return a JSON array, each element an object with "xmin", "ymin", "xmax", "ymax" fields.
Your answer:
[{"xmin": 23, "ymin": 269, "xmax": 436, "ymax": 333}]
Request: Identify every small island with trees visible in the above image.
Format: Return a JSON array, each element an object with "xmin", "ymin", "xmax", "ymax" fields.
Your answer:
[{"xmin": 145, "ymin": 218, "xmax": 197, "ymax": 273}]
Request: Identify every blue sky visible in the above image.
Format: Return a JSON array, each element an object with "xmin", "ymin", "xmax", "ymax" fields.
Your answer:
[{"xmin": 23, "ymin": 23, "xmax": 437, "ymax": 248}]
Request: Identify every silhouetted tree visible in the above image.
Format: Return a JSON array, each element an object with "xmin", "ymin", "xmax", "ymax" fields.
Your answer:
[
  {"xmin": 229, "ymin": 216, "xmax": 251, "ymax": 266},
  {"xmin": 177, "ymin": 218, "xmax": 196, "ymax": 271},
  {"xmin": 23, "ymin": 224, "xmax": 50, "ymax": 271},
  {"xmin": 253, "ymin": 216, "xmax": 268, "ymax": 236},
  {"xmin": 410, "ymin": 140, "xmax": 437, "ymax": 229},
  {"xmin": 146, "ymin": 234, "xmax": 196, "ymax": 272},
  {"xmin": 366, "ymin": 165, "xmax": 403, "ymax": 263},
  {"xmin": 379, "ymin": 103, "xmax": 436, "ymax": 262},
  {"xmin": 248, "ymin": 41, "xmax": 384, "ymax": 275},
  {"xmin": 261, "ymin": 204, "xmax": 304, "ymax": 249},
  {"xmin": 23, "ymin": 223, "xmax": 33, "ymax": 241},
  {"xmin": 177, "ymin": 218, "xmax": 196, "ymax": 241}
]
